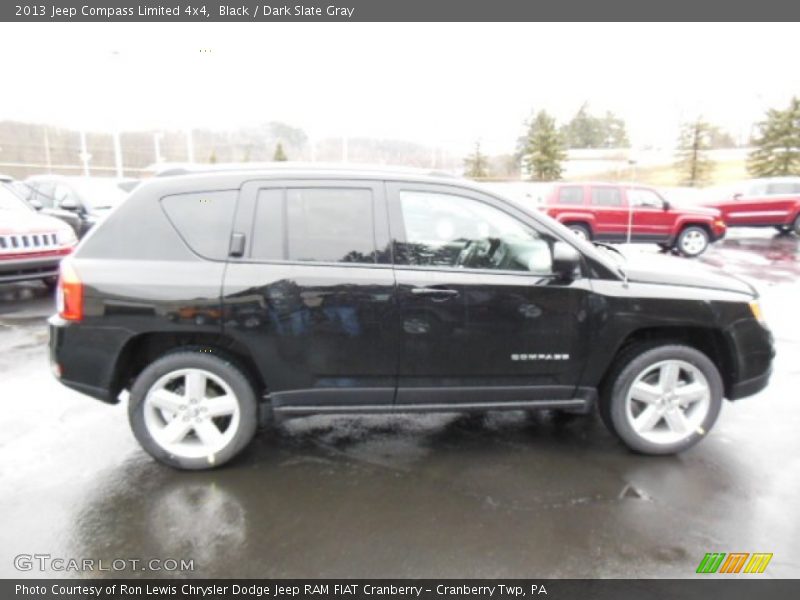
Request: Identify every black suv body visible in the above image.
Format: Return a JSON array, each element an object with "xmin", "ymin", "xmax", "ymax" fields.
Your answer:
[{"xmin": 49, "ymin": 167, "xmax": 774, "ymax": 469}]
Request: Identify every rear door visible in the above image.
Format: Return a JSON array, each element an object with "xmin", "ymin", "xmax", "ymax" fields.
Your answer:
[
  {"xmin": 221, "ymin": 179, "xmax": 400, "ymax": 411},
  {"xmin": 387, "ymin": 182, "xmax": 593, "ymax": 407},
  {"xmin": 727, "ymin": 181, "xmax": 796, "ymax": 226},
  {"xmin": 588, "ymin": 185, "xmax": 628, "ymax": 240},
  {"xmin": 628, "ymin": 187, "xmax": 672, "ymax": 242}
]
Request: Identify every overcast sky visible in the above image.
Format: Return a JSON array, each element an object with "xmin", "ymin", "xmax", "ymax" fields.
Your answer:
[{"xmin": 1, "ymin": 22, "xmax": 798, "ymax": 154}]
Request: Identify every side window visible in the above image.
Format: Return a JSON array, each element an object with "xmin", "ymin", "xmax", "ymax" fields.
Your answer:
[
  {"xmin": 396, "ymin": 190, "xmax": 554, "ymax": 274},
  {"xmin": 628, "ymin": 188, "xmax": 664, "ymax": 208},
  {"xmin": 590, "ymin": 187, "xmax": 623, "ymax": 207},
  {"xmin": 557, "ymin": 186, "xmax": 584, "ymax": 205},
  {"xmin": 766, "ymin": 182, "xmax": 796, "ymax": 195},
  {"xmin": 53, "ymin": 184, "xmax": 79, "ymax": 208},
  {"xmin": 251, "ymin": 187, "xmax": 377, "ymax": 264},
  {"xmin": 161, "ymin": 190, "xmax": 238, "ymax": 260}
]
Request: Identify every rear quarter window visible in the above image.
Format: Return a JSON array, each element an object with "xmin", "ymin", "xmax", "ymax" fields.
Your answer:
[{"xmin": 160, "ymin": 190, "xmax": 238, "ymax": 260}]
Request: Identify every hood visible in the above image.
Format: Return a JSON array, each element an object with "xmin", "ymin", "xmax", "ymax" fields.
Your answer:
[
  {"xmin": 0, "ymin": 209, "xmax": 73, "ymax": 235},
  {"xmin": 621, "ymin": 251, "xmax": 755, "ymax": 296}
]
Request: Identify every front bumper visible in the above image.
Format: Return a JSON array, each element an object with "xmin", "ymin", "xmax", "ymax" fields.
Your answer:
[
  {"xmin": 0, "ymin": 254, "xmax": 63, "ymax": 283},
  {"xmin": 729, "ymin": 366, "xmax": 772, "ymax": 400}
]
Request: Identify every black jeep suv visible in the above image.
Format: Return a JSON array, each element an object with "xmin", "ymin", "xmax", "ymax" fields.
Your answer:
[{"xmin": 49, "ymin": 167, "xmax": 774, "ymax": 469}]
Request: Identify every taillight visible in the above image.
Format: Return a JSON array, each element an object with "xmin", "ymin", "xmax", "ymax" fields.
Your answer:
[{"xmin": 57, "ymin": 259, "xmax": 84, "ymax": 321}]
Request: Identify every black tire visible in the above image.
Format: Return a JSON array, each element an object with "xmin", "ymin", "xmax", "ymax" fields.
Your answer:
[
  {"xmin": 793, "ymin": 214, "xmax": 800, "ymax": 236},
  {"xmin": 42, "ymin": 276, "xmax": 58, "ymax": 291},
  {"xmin": 567, "ymin": 223, "xmax": 591, "ymax": 241},
  {"xmin": 128, "ymin": 350, "xmax": 258, "ymax": 470},
  {"xmin": 675, "ymin": 225, "xmax": 710, "ymax": 257},
  {"xmin": 774, "ymin": 225, "xmax": 791, "ymax": 235},
  {"xmin": 599, "ymin": 344, "xmax": 723, "ymax": 455}
]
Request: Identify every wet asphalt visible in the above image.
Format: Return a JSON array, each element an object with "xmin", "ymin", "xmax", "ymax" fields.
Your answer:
[{"xmin": 0, "ymin": 229, "xmax": 798, "ymax": 579}]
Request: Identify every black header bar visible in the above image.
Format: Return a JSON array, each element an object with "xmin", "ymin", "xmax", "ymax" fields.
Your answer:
[{"xmin": 3, "ymin": 0, "xmax": 800, "ymax": 22}]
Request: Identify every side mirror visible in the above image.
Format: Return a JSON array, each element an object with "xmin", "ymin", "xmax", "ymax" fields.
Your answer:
[
  {"xmin": 663, "ymin": 200, "xmax": 671, "ymax": 211},
  {"xmin": 733, "ymin": 193, "xmax": 743, "ymax": 201},
  {"xmin": 29, "ymin": 199, "xmax": 42, "ymax": 210},
  {"xmin": 552, "ymin": 241, "xmax": 581, "ymax": 280},
  {"xmin": 59, "ymin": 198, "xmax": 78, "ymax": 211}
]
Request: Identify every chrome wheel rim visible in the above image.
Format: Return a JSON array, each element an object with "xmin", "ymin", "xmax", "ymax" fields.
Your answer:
[
  {"xmin": 680, "ymin": 230, "xmax": 707, "ymax": 255},
  {"xmin": 143, "ymin": 368, "xmax": 240, "ymax": 459},
  {"xmin": 570, "ymin": 227, "xmax": 588, "ymax": 241},
  {"xmin": 625, "ymin": 359, "xmax": 711, "ymax": 445}
]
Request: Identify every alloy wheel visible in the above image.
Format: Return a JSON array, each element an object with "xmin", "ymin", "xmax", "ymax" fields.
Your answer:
[
  {"xmin": 143, "ymin": 368, "xmax": 241, "ymax": 459},
  {"xmin": 624, "ymin": 359, "xmax": 711, "ymax": 445}
]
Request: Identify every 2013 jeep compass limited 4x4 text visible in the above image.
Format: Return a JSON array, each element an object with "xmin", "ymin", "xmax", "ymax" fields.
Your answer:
[{"xmin": 49, "ymin": 167, "xmax": 774, "ymax": 469}]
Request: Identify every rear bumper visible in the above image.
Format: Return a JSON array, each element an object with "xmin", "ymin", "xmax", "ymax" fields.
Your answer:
[
  {"xmin": 48, "ymin": 315, "xmax": 119, "ymax": 404},
  {"xmin": 0, "ymin": 254, "xmax": 63, "ymax": 283}
]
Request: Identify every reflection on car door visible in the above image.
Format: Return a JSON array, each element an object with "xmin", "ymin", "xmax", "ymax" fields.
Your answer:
[
  {"xmin": 387, "ymin": 182, "xmax": 593, "ymax": 407},
  {"xmin": 221, "ymin": 179, "xmax": 400, "ymax": 411}
]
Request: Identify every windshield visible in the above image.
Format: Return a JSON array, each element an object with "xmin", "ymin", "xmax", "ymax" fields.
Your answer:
[
  {"xmin": 70, "ymin": 178, "xmax": 130, "ymax": 210},
  {"xmin": 0, "ymin": 183, "xmax": 33, "ymax": 211}
]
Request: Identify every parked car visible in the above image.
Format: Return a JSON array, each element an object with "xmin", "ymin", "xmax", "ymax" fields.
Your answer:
[
  {"xmin": 0, "ymin": 175, "xmax": 77, "ymax": 287},
  {"xmin": 701, "ymin": 177, "xmax": 800, "ymax": 234},
  {"xmin": 539, "ymin": 182, "xmax": 727, "ymax": 257},
  {"xmin": 24, "ymin": 175, "xmax": 132, "ymax": 238},
  {"xmin": 49, "ymin": 167, "xmax": 773, "ymax": 469}
]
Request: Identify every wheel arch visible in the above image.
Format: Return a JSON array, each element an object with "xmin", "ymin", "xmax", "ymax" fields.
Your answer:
[
  {"xmin": 598, "ymin": 326, "xmax": 737, "ymax": 399},
  {"xmin": 109, "ymin": 331, "xmax": 267, "ymax": 401}
]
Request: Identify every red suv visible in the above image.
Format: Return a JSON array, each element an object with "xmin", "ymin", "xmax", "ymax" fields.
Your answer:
[
  {"xmin": 0, "ymin": 175, "xmax": 77, "ymax": 287},
  {"xmin": 702, "ymin": 177, "xmax": 800, "ymax": 235},
  {"xmin": 539, "ymin": 182, "xmax": 726, "ymax": 257}
]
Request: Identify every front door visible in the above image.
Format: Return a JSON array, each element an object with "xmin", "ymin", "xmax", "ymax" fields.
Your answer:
[
  {"xmin": 387, "ymin": 182, "xmax": 593, "ymax": 407},
  {"xmin": 222, "ymin": 179, "xmax": 400, "ymax": 410}
]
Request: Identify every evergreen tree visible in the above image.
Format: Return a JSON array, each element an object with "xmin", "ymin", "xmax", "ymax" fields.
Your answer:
[
  {"xmin": 464, "ymin": 141, "xmax": 490, "ymax": 179},
  {"xmin": 523, "ymin": 111, "xmax": 566, "ymax": 181},
  {"xmin": 748, "ymin": 97, "xmax": 800, "ymax": 177},
  {"xmin": 675, "ymin": 118, "xmax": 714, "ymax": 187},
  {"xmin": 561, "ymin": 102, "xmax": 630, "ymax": 148},
  {"xmin": 273, "ymin": 141, "xmax": 288, "ymax": 162}
]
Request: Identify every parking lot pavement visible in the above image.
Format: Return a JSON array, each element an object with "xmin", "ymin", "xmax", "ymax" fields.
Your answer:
[{"xmin": 0, "ymin": 230, "xmax": 798, "ymax": 579}]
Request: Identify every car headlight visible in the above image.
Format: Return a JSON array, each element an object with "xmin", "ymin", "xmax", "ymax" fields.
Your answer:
[
  {"xmin": 749, "ymin": 300, "xmax": 765, "ymax": 324},
  {"xmin": 57, "ymin": 228, "xmax": 77, "ymax": 246}
]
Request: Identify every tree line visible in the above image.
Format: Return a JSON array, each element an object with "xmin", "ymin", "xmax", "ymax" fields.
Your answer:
[{"xmin": 464, "ymin": 98, "xmax": 800, "ymax": 185}]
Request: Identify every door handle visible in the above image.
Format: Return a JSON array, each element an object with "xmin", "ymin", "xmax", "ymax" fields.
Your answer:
[{"xmin": 410, "ymin": 287, "xmax": 459, "ymax": 298}]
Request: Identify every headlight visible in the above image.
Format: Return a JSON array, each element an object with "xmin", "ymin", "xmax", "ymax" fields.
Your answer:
[
  {"xmin": 57, "ymin": 228, "xmax": 77, "ymax": 246},
  {"xmin": 749, "ymin": 300, "xmax": 765, "ymax": 324}
]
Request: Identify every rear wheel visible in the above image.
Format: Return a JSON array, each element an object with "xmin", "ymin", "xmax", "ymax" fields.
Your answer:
[
  {"xmin": 676, "ymin": 226, "xmax": 710, "ymax": 257},
  {"xmin": 128, "ymin": 351, "xmax": 258, "ymax": 470},
  {"xmin": 600, "ymin": 344, "xmax": 723, "ymax": 455},
  {"xmin": 567, "ymin": 223, "xmax": 591, "ymax": 241},
  {"xmin": 793, "ymin": 214, "xmax": 800, "ymax": 236}
]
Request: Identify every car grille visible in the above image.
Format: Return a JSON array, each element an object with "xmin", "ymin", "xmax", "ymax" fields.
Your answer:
[{"xmin": 0, "ymin": 232, "xmax": 60, "ymax": 253}]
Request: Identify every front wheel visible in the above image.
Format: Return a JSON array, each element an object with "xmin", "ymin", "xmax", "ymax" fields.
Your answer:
[
  {"xmin": 600, "ymin": 344, "xmax": 723, "ymax": 455},
  {"xmin": 128, "ymin": 351, "xmax": 258, "ymax": 470},
  {"xmin": 793, "ymin": 214, "xmax": 800, "ymax": 236},
  {"xmin": 675, "ymin": 226, "xmax": 710, "ymax": 257},
  {"xmin": 567, "ymin": 223, "xmax": 591, "ymax": 241}
]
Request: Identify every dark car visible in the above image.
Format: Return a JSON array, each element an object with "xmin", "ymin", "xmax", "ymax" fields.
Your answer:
[
  {"xmin": 540, "ymin": 182, "xmax": 727, "ymax": 257},
  {"xmin": 49, "ymin": 167, "xmax": 774, "ymax": 469},
  {"xmin": 0, "ymin": 175, "xmax": 77, "ymax": 287},
  {"xmin": 701, "ymin": 177, "xmax": 800, "ymax": 234},
  {"xmin": 24, "ymin": 175, "xmax": 132, "ymax": 238}
]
